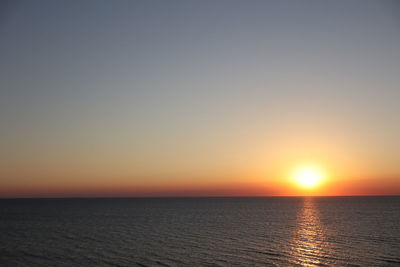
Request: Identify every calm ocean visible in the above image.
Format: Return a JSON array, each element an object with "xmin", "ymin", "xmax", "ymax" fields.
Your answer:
[{"xmin": 0, "ymin": 197, "xmax": 399, "ymax": 266}]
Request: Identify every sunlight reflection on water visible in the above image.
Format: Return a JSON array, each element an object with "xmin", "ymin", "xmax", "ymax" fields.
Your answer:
[{"xmin": 290, "ymin": 197, "xmax": 331, "ymax": 266}]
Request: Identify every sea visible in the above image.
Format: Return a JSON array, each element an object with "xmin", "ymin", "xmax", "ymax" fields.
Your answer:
[{"xmin": 0, "ymin": 196, "xmax": 399, "ymax": 266}]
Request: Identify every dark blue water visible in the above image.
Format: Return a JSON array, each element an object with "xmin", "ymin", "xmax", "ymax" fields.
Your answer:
[{"xmin": 1, "ymin": 197, "xmax": 399, "ymax": 266}]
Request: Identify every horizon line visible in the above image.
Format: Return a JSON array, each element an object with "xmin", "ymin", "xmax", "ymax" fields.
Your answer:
[{"xmin": 1, "ymin": 194, "xmax": 399, "ymax": 200}]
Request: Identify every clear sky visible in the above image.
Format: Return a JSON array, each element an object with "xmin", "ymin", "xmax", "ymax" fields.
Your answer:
[{"xmin": 1, "ymin": 0, "xmax": 399, "ymax": 197}]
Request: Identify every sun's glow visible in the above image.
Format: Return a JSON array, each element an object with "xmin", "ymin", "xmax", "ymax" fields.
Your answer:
[{"xmin": 293, "ymin": 165, "xmax": 324, "ymax": 189}]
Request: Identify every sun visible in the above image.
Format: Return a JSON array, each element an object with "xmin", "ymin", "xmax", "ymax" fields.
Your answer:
[{"xmin": 293, "ymin": 164, "xmax": 324, "ymax": 189}]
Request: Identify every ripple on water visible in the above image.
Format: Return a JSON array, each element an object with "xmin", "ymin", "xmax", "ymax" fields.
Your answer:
[{"xmin": 0, "ymin": 197, "xmax": 399, "ymax": 266}]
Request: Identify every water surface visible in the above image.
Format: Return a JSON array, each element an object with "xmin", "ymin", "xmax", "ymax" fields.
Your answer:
[{"xmin": 1, "ymin": 197, "xmax": 399, "ymax": 266}]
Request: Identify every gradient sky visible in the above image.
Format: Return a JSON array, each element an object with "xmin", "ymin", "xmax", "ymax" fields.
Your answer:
[{"xmin": 1, "ymin": 0, "xmax": 400, "ymax": 197}]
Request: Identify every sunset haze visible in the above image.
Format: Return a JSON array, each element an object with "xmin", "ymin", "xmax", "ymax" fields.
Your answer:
[{"xmin": 1, "ymin": 0, "xmax": 399, "ymax": 197}]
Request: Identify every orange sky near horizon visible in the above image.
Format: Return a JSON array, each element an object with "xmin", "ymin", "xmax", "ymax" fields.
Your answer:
[
  {"xmin": 2, "ymin": 121, "xmax": 400, "ymax": 198},
  {"xmin": 1, "ymin": 171, "xmax": 399, "ymax": 198}
]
